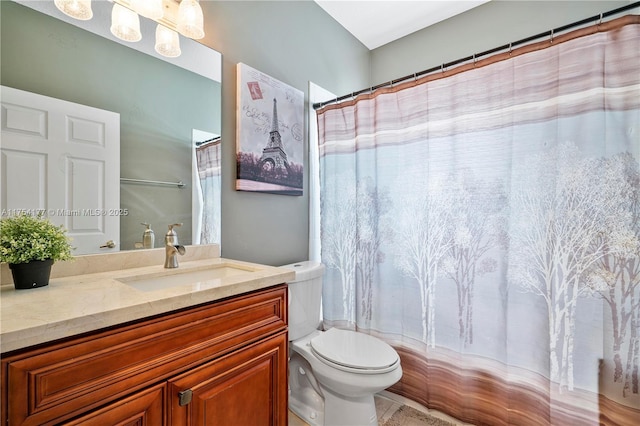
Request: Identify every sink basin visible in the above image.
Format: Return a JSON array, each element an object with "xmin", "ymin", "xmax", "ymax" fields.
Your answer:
[{"xmin": 118, "ymin": 264, "xmax": 255, "ymax": 292}]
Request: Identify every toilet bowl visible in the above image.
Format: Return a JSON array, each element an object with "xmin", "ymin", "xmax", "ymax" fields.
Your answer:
[
  {"xmin": 291, "ymin": 329, "xmax": 402, "ymax": 426},
  {"xmin": 282, "ymin": 261, "xmax": 402, "ymax": 426}
]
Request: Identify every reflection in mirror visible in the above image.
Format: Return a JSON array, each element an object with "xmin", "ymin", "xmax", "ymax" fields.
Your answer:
[
  {"xmin": 193, "ymin": 130, "xmax": 221, "ymax": 246},
  {"xmin": 0, "ymin": 0, "xmax": 221, "ymax": 254}
]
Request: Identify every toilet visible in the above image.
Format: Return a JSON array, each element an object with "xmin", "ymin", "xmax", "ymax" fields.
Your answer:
[{"xmin": 282, "ymin": 261, "xmax": 402, "ymax": 426}]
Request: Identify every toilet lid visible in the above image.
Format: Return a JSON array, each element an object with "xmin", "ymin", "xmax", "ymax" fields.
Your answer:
[{"xmin": 310, "ymin": 328, "xmax": 399, "ymax": 373}]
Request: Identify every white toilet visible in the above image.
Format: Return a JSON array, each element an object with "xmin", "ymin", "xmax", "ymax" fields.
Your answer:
[{"xmin": 282, "ymin": 261, "xmax": 402, "ymax": 426}]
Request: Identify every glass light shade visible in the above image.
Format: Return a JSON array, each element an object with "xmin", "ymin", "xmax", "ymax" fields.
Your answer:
[
  {"xmin": 110, "ymin": 3, "xmax": 142, "ymax": 42},
  {"xmin": 177, "ymin": 0, "xmax": 205, "ymax": 39},
  {"xmin": 131, "ymin": 0, "xmax": 163, "ymax": 20},
  {"xmin": 54, "ymin": 0, "xmax": 93, "ymax": 20},
  {"xmin": 155, "ymin": 25, "xmax": 181, "ymax": 58}
]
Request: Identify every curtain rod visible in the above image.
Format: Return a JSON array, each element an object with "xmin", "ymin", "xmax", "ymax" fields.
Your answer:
[
  {"xmin": 195, "ymin": 136, "xmax": 221, "ymax": 146},
  {"xmin": 313, "ymin": 1, "xmax": 640, "ymax": 110}
]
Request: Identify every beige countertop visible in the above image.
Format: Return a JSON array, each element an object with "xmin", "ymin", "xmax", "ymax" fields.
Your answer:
[{"xmin": 0, "ymin": 246, "xmax": 294, "ymax": 353}]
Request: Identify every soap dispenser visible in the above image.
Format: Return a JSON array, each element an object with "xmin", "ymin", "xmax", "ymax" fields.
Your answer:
[
  {"xmin": 165, "ymin": 223, "xmax": 183, "ymax": 246},
  {"xmin": 141, "ymin": 223, "xmax": 155, "ymax": 249}
]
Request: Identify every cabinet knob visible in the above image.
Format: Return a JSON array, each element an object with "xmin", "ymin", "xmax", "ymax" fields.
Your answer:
[{"xmin": 178, "ymin": 389, "xmax": 193, "ymax": 406}]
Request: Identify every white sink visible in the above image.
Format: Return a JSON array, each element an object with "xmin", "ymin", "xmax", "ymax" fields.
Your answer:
[{"xmin": 118, "ymin": 264, "xmax": 255, "ymax": 292}]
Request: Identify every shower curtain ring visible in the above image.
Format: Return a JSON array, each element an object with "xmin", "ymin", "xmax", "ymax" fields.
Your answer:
[
  {"xmin": 550, "ymin": 29, "xmax": 554, "ymax": 43},
  {"xmin": 509, "ymin": 43, "xmax": 513, "ymax": 55},
  {"xmin": 599, "ymin": 13, "xmax": 603, "ymax": 26}
]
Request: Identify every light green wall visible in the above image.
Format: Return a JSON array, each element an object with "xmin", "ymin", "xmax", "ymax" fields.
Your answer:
[
  {"xmin": 1, "ymin": 1, "xmax": 221, "ymax": 250},
  {"xmin": 4, "ymin": 1, "xmax": 626, "ymax": 266},
  {"xmin": 370, "ymin": 1, "xmax": 630, "ymax": 85},
  {"xmin": 198, "ymin": 1, "xmax": 371, "ymax": 265},
  {"xmin": 202, "ymin": 0, "xmax": 629, "ymax": 266}
]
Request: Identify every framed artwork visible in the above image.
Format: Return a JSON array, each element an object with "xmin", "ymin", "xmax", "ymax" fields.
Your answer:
[{"xmin": 236, "ymin": 63, "xmax": 304, "ymax": 195}]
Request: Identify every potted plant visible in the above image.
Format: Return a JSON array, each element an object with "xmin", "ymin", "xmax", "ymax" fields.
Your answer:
[{"xmin": 0, "ymin": 213, "xmax": 73, "ymax": 289}]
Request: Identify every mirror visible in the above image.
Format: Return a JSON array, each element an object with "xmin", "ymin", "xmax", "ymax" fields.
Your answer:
[{"xmin": 0, "ymin": 0, "xmax": 221, "ymax": 253}]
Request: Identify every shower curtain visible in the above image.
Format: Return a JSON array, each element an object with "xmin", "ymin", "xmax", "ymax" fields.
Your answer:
[
  {"xmin": 316, "ymin": 16, "xmax": 639, "ymax": 425},
  {"xmin": 196, "ymin": 138, "xmax": 221, "ymax": 244}
]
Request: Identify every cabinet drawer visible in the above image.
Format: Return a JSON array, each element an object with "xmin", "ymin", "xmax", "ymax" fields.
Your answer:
[{"xmin": 2, "ymin": 285, "xmax": 286, "ymax": 425}]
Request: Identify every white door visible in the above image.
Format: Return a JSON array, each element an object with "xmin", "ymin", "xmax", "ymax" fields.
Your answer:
[{"xmin": 1, "ymin": 86, "xmax": 120, "ymax": 254}]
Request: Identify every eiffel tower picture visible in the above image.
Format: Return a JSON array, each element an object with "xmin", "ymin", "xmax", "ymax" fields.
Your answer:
[
  {"xmin": 258, "ymin": 98, "xmax": 291, "ymax": 176},
  {"xmin": 236, "ymin": 63, "xmax": 304, "ymax": 195}
]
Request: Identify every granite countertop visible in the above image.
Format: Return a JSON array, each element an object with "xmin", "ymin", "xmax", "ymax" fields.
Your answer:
[{"xmin": 0, "ymin": 250, "xmax": 294, "ymax": 353}]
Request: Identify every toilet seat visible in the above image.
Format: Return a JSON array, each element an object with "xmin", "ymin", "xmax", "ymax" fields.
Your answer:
[{"xmin": 310, "ymin": 328, "xmax": 399, "ymax": 374}]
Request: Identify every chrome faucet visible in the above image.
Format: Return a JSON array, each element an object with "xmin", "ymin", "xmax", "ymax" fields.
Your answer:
[{"xmin": 164, "ymin": 223, "xmax": 185, "ymax": 268}]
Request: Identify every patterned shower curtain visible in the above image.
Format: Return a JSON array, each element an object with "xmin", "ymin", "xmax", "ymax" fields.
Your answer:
[
  {"xmin": 196, "ymin": 138, "xmax": 221, "ymax": 244},
  {"xmin": 316, "ymin": 17, "xmax": 639, "ymax": 425}
]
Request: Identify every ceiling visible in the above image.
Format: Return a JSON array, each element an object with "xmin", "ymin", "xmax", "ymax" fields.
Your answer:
[{"xmin": 314, "ymin": 0, "xmax": 491, "ymax": 50}]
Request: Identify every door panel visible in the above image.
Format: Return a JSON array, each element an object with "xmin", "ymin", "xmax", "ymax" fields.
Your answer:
[
  {"xmin": 0, "ymin": 85, "xmax": 120, "ymax": 254},
  {"xmin": 61, "ymin": 384, "xmax": 166, "ymax": 426},
  {"xmin": 168, "ymin": 332, "xmax": 288, "ymax": 426},
  {"xmin": 0, "ymin": 149, "xmax": 46, "ymax": 209}
]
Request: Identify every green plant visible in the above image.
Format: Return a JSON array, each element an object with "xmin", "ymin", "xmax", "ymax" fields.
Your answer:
[{"xmin": 0, "ymin": 214, "xmax": 73, "ymax": 264}]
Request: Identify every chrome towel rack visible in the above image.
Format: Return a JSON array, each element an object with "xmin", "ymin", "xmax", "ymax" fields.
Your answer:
[{"xmin": 120, "ymin": 178, "xmax": 186, "ymax": 188}]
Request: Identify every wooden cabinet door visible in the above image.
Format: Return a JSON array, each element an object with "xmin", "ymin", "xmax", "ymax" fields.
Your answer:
[
  {"xmin": 168, "ymin": 331, "xmax": 288, "ymax": 426},
  {"xmin": 61, "ymin": 384, "xmax": 165, "ymax": 426}
]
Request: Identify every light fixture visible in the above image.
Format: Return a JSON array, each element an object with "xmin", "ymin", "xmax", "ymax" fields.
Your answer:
[
  {"xmin": 177, "ymin": 0, "xmax": 205, "ymax": 39},
  {"xmin": 131, "ymin": 0, "xmax": 163, "ymax": 20},
  {"xmin": 110, "ymin": 3, "xmax": 142, "ymax": 42},
  {"xmin": 155, "ymin": 24, "xmax": 181, "ymax": 58},
  {"xmin": 54, "ymin": 0, "xmax": 93, "ymax": 21},
  {"xmin": 55, "ymin": 0, "xmax": 206, "ymax": 58}
]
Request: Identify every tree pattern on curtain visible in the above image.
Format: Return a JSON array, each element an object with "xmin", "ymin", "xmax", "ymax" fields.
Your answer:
[{"xmin": 317, "ymin": 18, "xmax": 639, "ymax": 424}]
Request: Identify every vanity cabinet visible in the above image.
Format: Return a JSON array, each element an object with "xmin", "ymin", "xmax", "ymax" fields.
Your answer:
[{"xmin": 1, "ymin": 285, "xmax": 288, "ymax": 426}]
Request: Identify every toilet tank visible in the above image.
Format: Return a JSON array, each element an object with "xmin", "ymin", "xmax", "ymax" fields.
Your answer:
[{"xmin": 280, "ymin": 261, "xmax": 325, "ymax": 341}]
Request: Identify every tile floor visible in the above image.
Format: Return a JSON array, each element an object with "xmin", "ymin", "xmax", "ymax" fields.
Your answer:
[{"xmin": 288, "ymin": 410, "xmax": 309, "ymax": 426}]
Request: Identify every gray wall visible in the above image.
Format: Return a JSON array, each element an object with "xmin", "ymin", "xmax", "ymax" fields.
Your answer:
[
  {"xmin": 199, "ymin": 0, "xmax": 629, "ymax": 266},
  {"xmin": 370, "ymin": 1, "xmax": 630, "ymax": 85},
  {"xmin": 198, "ymin": 1, "xmax": 371, "ymax": 265},
  {"xmin": 5, "ymin": 1, "xmax": 629, "ymax": 266}
]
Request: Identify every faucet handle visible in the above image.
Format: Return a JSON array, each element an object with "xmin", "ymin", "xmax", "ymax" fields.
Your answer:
[{"xmin": 166, "ymin": 223, "xmax": 183, "ymax": 245}]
